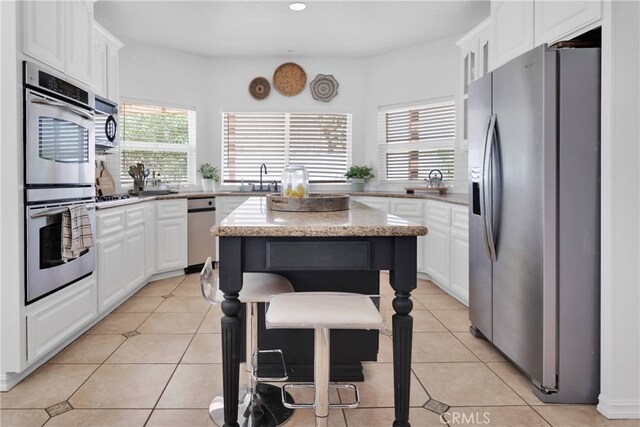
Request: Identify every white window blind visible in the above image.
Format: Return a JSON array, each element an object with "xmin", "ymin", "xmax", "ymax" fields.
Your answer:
[
  {"xmin": 223, "ymin": 112, "xmax": 351, "ymax": 183},
  {"xmin": 378, "ymin": 99, "xmax": 455, "ymax": 181},
  {"xmin": 120, "ymin": 102, "xmax": 196, "ymax": 184}
]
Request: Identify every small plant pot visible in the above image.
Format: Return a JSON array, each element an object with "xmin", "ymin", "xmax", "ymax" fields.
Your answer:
[
  {"xmin": 201, "ymin": 178, "xmax": 214, "ymax": 192},
  {"xmin": 350, "ymin": 179, "xmax": 366, "ymax": 192}
]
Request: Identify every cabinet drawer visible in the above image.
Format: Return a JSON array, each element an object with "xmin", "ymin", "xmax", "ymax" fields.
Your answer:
[
  {"xmin": 451, "ymin": 206, "xmax": 469, "ymax": 231},
  {"xmin": 426, "ymin": 201, "xmax": 451, "ymax": 226},
  {"xmin": 353, "ymin": 197, "xmax": 390, "ymax": 213},
  {"xmin": 156, "ymin": 200, "xmax": 186, "ymax": 220},
  {"xmin": 97, "ymin": 209, "xmax": 125, "ymax": 238},
  {"xmin": 126, "ymin": 206, "xmax": 145, "ymax": 228},
  {"xmin": 266, "ymin": 241, "xmax": 370, "ymax": 270},
  {"xmin": 390, "ymin": 199, "xmax": 424, "ymax": 218},
  {"xmin": 26, "ymin": 277, "xmax": 97, "ymax": 362}
]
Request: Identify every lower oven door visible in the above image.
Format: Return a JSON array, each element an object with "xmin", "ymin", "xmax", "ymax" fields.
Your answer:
[
  {"xmin": 26, "ymin": 204, "xmax": 96, "ymax": 304},
  {"xmin": 25, "ymin": 89, "xmax": 95, "ymax": 186}
]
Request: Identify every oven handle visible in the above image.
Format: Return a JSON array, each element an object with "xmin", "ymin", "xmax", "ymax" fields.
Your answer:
[
  {"xmin": 30, "ymin": 97, "xmax": 94, "ymax": 121},
  {"xmin": 30, "ymin": 205, "xmax": 95, "ymax": 219}
]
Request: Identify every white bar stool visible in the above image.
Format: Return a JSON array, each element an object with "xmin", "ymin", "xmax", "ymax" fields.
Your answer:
[
  {"xmin": 200, "ymin": 258, "xmax": 295, "ymax": 427},
  {"xmin": 265, "ymin": 292, "xmax": 386, "ymax": 427}
]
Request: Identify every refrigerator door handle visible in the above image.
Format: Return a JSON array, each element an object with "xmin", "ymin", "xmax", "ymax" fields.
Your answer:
[{"xmin": 482, "ymin": 114, "xmax": 498, "ymax": 261}]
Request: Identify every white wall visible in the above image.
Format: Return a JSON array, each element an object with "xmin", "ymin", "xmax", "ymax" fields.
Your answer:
[
  {"xmin": 364, "ymin": 35, "xmax": 465, "ymax": 192},
  {"xmin": 118, "ymin": 40, "xmax": 368, "ymax": 190},
  {"xmin": 598, "ymin": 0, "xmax": 640, "ymax": 419},
  {"xmin": 116, "ymin": 37, "xmax": 462, "ymax": 192}
]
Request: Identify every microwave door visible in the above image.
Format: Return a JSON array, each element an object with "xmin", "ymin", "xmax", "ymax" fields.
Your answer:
[{"xmin": 25, "ymin": 91, "xmax": 95, "ymax": 186}]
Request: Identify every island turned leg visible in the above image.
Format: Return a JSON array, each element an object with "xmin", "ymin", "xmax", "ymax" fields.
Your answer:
[
  {"xmin": 392, "ymin": 291, "xmax": 413, "ymax": 427},
  {"xmin": 221, "ymin": 293, "xmax": 241, "ymax": 427}
]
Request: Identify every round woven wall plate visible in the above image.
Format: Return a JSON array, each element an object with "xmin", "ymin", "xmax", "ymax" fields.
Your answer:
[
  {"xmin": 310, "ymin": 74, "xmax": 339, "ymax": 102},
  {"xmin": 249, "ymin": 77, "xmax": 271, "ymax": 100},
  {"xmin": 273, "ymin": 63, "xmax": 307, "ymax": 96}
]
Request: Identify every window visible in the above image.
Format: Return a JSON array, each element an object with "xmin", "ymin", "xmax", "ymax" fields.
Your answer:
[
  {"xmin": 120, "ymin": 102, "xmax": 196, "ymax": 184},
  {"xmin": 223, "ymin": 112, "xmax": 351, "ymax": 183},
  {"xmin": 378, "ymin": 99, "xmax": 455, "ymax": 181}
]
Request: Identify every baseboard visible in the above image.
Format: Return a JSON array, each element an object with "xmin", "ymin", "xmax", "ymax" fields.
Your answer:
[
  {"xmin": 149, "ymin": 269, "xmax": 186, "ymax": 282},
  {"xmin": 598, "ymin": 395, "xmax": 640, "ymax": 419}
]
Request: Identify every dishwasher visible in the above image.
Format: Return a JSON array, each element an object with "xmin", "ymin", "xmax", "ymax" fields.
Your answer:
[{"xmin": 186, "ymin": 197, "xmax": 216, "ymax": 273}]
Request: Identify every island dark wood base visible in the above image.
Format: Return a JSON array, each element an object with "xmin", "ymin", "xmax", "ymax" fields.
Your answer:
[{"xmin": 219, "ymin": 235, "xmax": 417, "ymax": 427}]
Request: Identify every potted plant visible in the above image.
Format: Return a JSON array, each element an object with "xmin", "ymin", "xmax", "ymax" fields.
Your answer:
[
  {"xmin": 345, "ymin": 165, "xmax": 374, "ymax": 192},
  {"xmin": 199, "ymin": 163, "xmax": 220, "ymax": 192}
]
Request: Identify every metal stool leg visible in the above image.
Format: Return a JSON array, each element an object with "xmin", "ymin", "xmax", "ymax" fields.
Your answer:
[
  {"xmin": 314, "ymin": 327, "xmax": 330, "ymax": 427},
  {"xmin": 209, "ymin": 302, "xmax": 293, "ymax": 427}
]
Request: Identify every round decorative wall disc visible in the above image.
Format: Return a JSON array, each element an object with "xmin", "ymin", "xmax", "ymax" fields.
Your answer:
[
  {"xmin": 273, "ymin": 63, "xmax": 307, "ymax": 96},
  {"xmin": 249, "ymin": 77, "xmax": 271, "ymax": 100},
  {"xmin": 310, "ymin": 74, "xmax": 339, "ymax": 102}
]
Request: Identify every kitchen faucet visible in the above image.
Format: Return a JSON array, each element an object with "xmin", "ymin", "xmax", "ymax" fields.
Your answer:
[{"xmin": 259, "ymin": 163, "xmax": 267, "ymax": 191}]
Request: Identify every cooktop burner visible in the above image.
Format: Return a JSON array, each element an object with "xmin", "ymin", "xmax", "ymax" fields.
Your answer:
[{"xmin": 95, "ymin": 195, "xmax": 130, "ymax": 203}]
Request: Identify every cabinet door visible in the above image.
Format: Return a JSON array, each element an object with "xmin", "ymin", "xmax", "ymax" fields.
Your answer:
[
  {"xmin": 352, "ymin": 197, "xmax": 390, "ymax": 213},
  {"xmin": 26, "ymin": 277, "xmax": 97, "ymax": 362},
  {"xmin": 124, "ymin": 226, "xmax": 146, "ymax": 292},
  {"xmin": 535, "ymin": 1, "xmax": 601, "ymax": 45},
  {"xmin": 423, "ymin": 222, "xmax": 451, "ymax": 289},
  {"xmin": 64, "ymin": 0, "xmax": 93, "ymax": 84},
  {"xmin": 477, "ymin": 25, "xmax": 491, "ymax": 80},
  {"xmin": 450, "ymin": 228, "xmax": 470, "ymax": 306},
  {"xmin": 22, "ymin": 1, "xmax": 65, "ymax": 70},
  {"xmin": 106, "ymin": 43, "xmax": 119, "ymax": 102},
  {"xmin": 156, "ymin": 217, "xmax": 188, "ymax": 273},
  {"xmin": 97, "ymin": 235, "xmax": 125, "ymax": 311},
  {"xmin": 491, "ymin": 0, "xmax": 534, "ymax": 70},
  {"xmin": 92, "ymin": 28, "xmax": 108, "ymax": 98},
  {"xmin": 145, "ymin": 204, "xmax": 156, "ymax": 278}
]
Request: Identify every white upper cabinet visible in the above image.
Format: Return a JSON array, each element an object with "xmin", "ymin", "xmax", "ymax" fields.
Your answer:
[
  {"xmin": 64, "ymin": 0, "xmax": 93, "ymax": 84},
  {"xmin": 535, "ymin": 1, "xmax": 602, "ymax": 46},
  {"xmin": 22, "ymin": 1, "xmax": 65, "ymax": 70},
  {"xmin": 92, "ymin": 22, "xmax": 123, "ymax": 101},
  {"xmin": 457, "ymin": 18, "xmax": 490, "ymax": 151},
  {"xmin": 22, "ymin": 0, "xmax": 94, "ymax": 85},
  {"xmin": 490, "ymin": 0, "xmax": 534, "ymax": 70}
]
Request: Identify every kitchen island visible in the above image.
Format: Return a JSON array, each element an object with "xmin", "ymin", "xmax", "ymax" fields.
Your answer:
[{"xmin": 211, "ymin": 197, "xmax": 427, "ymax": 427}]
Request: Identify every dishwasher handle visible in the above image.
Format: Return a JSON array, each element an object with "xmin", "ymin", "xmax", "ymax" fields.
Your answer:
[{"xmin": 188, "ymin": 207, "xmax": 216, "ymax": 213}]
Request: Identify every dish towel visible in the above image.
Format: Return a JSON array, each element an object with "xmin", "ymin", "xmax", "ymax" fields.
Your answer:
[{"xmin": 61, "ymin": 205, "xmax": 94, "ymax": 262}]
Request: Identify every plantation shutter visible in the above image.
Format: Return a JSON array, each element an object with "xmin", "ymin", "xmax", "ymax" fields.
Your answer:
[
  {"xmin": 288, "ymin": 113, "xmax": 351, "ymax": 182},
  {"xmin": 120, "ymin": 102, "xmax": 196, "ymax": 184},
  {"xmin": 378, "ymin": 100, "xmax": 456, "ymax": 181},
  {"xmin": 223, "ymin": 112, "xmax": 351, "ymax": 183}
]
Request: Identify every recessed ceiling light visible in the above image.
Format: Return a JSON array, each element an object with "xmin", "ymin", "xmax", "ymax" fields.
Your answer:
[{"xmin": 289, "ymin": 2, "xmax": 307, "ymax": 12}]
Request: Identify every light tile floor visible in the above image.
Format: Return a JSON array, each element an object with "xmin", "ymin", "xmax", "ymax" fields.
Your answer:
[{"xmin": 1, "ymin": 273, "xmax": 637, "ymax": 427}]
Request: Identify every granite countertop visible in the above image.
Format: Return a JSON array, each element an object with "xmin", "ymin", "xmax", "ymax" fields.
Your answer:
[
  {"xmin": 211, "ymin": 197, "xmax": 428, "ymax": 237},
  {"xmin": 95, "ymin": 190, "xmax": 468, "ymax": 210}
]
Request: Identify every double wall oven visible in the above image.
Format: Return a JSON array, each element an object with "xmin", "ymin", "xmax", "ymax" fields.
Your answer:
[{"xmin": 24, "ymin": 61, "xmax": 97, "ymax": 304}]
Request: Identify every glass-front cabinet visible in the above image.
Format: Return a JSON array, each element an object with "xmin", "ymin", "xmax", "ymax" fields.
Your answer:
[{"xmin": 456, "ymin": 18, "xmax": 491, "ymax": 151}]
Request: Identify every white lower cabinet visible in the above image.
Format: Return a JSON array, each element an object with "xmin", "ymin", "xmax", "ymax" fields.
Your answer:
[
  {"xmin": 123, "ymin": 225, "xmax": 145, "ymax": 292},
  {"xmin": 423, "ymin": 221, "xmax": 452, "ymax": 288},
  {"xmin": 97, "ymin": 233, "xmax": 126, "ymax": 311},
  {"xmin": 26, "ymin": 276, "xmax": 97, "ymax": 362},
  {"xmin": 145, "ymin": 203, "xmax": 156, "ymax": 278},
  {"xmin": 423, "ymin": 202, "xmax": 469, "ymax": 305},
  {"xmin": 155, "ymin": 200, "xmax": 188, "ymax": 273}
]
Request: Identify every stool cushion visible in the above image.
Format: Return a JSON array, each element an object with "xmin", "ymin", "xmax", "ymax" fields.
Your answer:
[
  {"xmin": 265, "ymin": 292, "xmax": 385, "ymax": 330},
  {"xmin": 215, "ymin": 273, "xmax": 294, "ymax": 303}
]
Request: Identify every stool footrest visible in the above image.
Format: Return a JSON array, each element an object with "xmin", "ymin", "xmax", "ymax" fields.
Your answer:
[
  {"xmin": 253, "ymin": 349, "xmax": 288, "ymax": 382},
  {"xmin": 280, "ymin": 383, "xmax": 360, "ymax": 410}
]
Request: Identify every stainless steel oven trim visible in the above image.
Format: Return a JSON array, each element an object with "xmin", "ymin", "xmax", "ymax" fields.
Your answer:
[
  {"xmin": 25, "ymin": 89, "xmax": 95, "ymax": 186},
  {"xmin": 26, "ymin": 199, "xmax": 96, "ymax": 304},
  {"xmin": 31, "ymin": 97, "xmax": 94, "ymax": 120}
]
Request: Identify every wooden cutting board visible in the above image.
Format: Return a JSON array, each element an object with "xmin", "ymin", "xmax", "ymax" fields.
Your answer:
[{"xmin": 98, "ymin": 161, "xmax": 116, "ymax": 196}]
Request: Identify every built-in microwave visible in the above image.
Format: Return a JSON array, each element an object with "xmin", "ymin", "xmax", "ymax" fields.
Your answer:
[
  {"xmin": 95, "ymin": 96, "xmax": 118, "ymax": 150},
  {"xmin": 23, "ymin": 61, "xmax": 95, "ymax": 187}
]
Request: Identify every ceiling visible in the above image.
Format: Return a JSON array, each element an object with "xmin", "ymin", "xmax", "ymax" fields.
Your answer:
[{"xmin": 95, "ymin": 1, "xmax": 490, "ymax": 58}]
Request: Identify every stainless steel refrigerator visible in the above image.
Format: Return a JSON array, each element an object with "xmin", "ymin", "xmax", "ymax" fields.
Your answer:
[{"xmin": 468, "ymin": 45, "xmax": 601, "ymax": 403}]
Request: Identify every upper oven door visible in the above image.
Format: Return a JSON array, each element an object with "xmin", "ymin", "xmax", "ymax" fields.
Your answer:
[{"xmin": 25, "ymin": 89, "xmax": 95, "ymax": 186}]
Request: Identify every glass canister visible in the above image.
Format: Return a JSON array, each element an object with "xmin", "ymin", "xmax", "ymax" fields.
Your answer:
[{"xmin": 281, "ymin": 164, "xmax": 309, "ymax": 198}]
